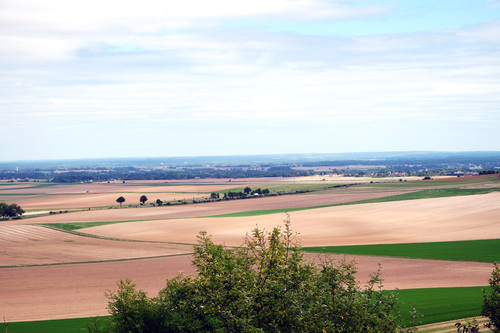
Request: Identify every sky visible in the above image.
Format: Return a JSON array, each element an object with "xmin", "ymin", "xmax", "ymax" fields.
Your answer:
[{"xmin": 1, "ymin": 0, "xmax": 500, "ymax": 161}]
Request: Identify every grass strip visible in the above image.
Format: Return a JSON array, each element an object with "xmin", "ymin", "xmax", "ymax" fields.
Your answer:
[
  {"xmin": 5, "ymin": 316, "xmax": 111, "ymax": 333},
  {"xmin": 0, "ymin": 193, "xmax": 41, "ymax": 196},
  {"xmin": 0, "ymin": 252, "xmax": 193, "ymax": 269},
  {"xmin": 43, "ymin": 221, "xmax": 140, "ymax": 231},
  {"xmin": 205, "ymin": 187, "xmax": 499, "ymax": 218},
  {"xmin": 395, "ymin": 286, "xmax": 485, "ymax": 326},
  {"xmin": 369, "ymin": 175, "xmax": 499, "ymax": 187},
  {"xmin": 303, "ymin": 239, "xmax": 500, "ymax": 263}
]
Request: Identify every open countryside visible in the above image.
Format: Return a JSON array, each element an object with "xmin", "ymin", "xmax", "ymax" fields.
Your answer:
[{"xmin": 1, "ymin": 171, "xmax": 500, "ymax": 331}]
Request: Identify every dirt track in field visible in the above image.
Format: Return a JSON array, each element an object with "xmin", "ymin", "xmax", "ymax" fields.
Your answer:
[{"xmin": 1, "ymin": 179, "xmax": 499, "ymax": 322}]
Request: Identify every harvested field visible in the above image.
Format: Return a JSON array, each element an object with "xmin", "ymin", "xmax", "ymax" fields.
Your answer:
[
  {"xmin": 0, "ymin": 254, "xmax": 491, "ymax": 322},
  {"xmin": 0, "ymin": 256, "xmax": 196, "ymax": 322},
  {"xmin": 0, "ymin": 182, "xmax": 243, "ymax": 210},
  {"xmin": 22, "ymin": 190, "xmax": 406, "ymax": 223},
  {"xmin": 3, "ymin": 192, "xmax": 192, "ymax": 210},
  {"xmin": 0, "ymin": 225, "xmax": 193, "ymax": 267},
  {"xmin": 1, "ymin": 177, "xmax": 498, "ymax": 323},
  {"xmin": 78, "ymin": 192, "xmax": 500, "ymax": 246}
]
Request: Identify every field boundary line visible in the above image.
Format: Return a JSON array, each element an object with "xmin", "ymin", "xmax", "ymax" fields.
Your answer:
[
  {"xmin": 41, "ymin": 224, "xmax": 197, "ymax": 246},
  {"xmin": 0, "ymin": 252, "xmax": 194, "ymax": 269}
]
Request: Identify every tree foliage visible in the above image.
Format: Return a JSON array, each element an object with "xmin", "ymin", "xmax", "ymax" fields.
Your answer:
[
  {"xmin": 0, "ymin": 202, "xmax": 24, "ymax": 218},
  {"xmin": 97, "ymin": 217, "xmax": 405, "ymax": 332},
  {"xmin": 483, "ymin": 262, "xmax": 500, "ymax": 332},
  {"xmin": 140, "ymin": 195, "xmax": 148, "ymax": 205},
  {"xmin": 116, "ymin": 196, "xmax": 125, "ymax": 207}
]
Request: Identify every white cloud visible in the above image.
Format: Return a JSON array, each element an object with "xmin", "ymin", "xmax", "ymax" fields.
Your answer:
[{"xmin": 1, "ymin": 1, "xmax": 499, "ymax": 160}]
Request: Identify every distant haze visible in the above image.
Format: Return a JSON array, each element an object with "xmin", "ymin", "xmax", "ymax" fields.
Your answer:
[
  {"xmin": 1, "ymin": 151, "xmax": 500, "ymax": 169},
  {"xmin": 1, "ymin": 1, "xmax": 499, "ymax": 161}
]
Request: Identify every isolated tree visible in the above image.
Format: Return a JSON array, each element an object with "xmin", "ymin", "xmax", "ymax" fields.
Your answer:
[
  {"xmin": 483, "ymin": 262, "xmax": 500, "ymax": 332},
  {"xmin": 0, "ymin": 202, "xmax": 24, "ymax": 218},
  {"xmin": 116, "ymin": 196, "xmax": 125, "ymax": 207},
  {"xmin": 156, "ymin": 199, "xmax": 163, "ymax": 206},
  {"xmin": 99, "ymin": 216, "xmax": 404, "ymax": 333},
  {"xmin": 139, "ymin": 195, "xmax": 148, "ymax": 205},
  {"xmin": 244, "ymin": 187, "xmax": 252, "ymax": 195}
]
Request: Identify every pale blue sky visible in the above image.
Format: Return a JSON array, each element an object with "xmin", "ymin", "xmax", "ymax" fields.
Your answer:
[{"xmin": 1, "ymin": 0, "xmax": 499, "ymax": 161}]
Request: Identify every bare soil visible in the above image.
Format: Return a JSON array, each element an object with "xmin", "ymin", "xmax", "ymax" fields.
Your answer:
[
  {"xmin": 0, "ymin": 253, "xmax": 492, "ymax": 323},
  {"xmin": 0, "ymin": 225, "xmax": 193, "ymax": 267},
  {"xmin": 21, "ymin": 190, "xmax": 406, "ymax": 223},
  {"xmin": 77, "ymin": 192, "xmax": 500, "ymax": 246}
]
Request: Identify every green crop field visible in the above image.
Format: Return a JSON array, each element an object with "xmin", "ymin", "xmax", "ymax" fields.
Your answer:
[
  {"xmin": 395, "ymin": 287, "xmax": 485, "ymax": 326},
  {"xmin": 303, "ymin": 239, "xmax": 500, "ymax": 262},
  {"xmin": 4, "ymin": 317, "xmax": 109, "ymax": 333}
]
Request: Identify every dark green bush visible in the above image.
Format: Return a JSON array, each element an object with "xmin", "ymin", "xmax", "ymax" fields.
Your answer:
[{"xmin": 483, "ymin": 262, "xmax": 500, "ymax": 332}]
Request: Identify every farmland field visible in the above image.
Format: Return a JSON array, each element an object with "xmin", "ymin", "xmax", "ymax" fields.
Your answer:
[{"xmin": 1, "ymin": 175, "xmax": 499, "ymax": 326}]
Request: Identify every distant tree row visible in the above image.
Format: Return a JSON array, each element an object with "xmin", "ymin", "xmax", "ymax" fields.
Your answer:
[
  {"xmin": 479, "ymin": 170, "xmax": 499, "ymax": 175},
  {"xmin": 115, "ymin": 195, "xmax": 149, "ymax": 207},
  {"xmin": 1, "ymin": 167, "xmax": 313, "ymax": 183},
  {"xmin": 210, "ymin": 187, "xmax": 272, "ymax": 201},
  {"xmin": 3, "ymin": 157, "xmax": 499, "ymax": 183},
  {"xmin": 0, "ymin": 203, "xmax": 24, "ymax": 219},
  {"xmin": 115, "ymin": 188, "xmax": 276, "ymax": 208}
]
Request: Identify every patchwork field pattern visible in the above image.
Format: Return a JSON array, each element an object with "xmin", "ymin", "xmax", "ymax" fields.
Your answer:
[{"xmin": 1, "ymin": 176, "xmax": 499, "ymax": 323}]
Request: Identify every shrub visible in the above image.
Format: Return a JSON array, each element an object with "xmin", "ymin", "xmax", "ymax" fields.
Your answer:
[
  {"xmin": 483, "ymin": 262, "xmax": 500, "ymax": 332},
  {"xmin": 97, "ymin": 216, "xmax": 406, "ymax": 332}
]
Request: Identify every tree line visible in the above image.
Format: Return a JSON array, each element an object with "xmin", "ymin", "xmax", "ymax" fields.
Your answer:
[
  {"xmin": 0, "ymin": 167, "xmax": 312, "ymax": 183},
  {"xmin": 114, "ymin": 188, "xmax": 274, "ymax": 208}
]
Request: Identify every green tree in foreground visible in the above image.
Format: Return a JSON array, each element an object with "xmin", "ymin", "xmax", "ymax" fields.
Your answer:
[
  {"xmin": 97, "ymin": 217, "xmax": 407, "ymax": 333},
  {"xmin": 139, "ymin": 195, "xmax": 148, "ymax": 205},
  {"xmin": 483, "ymin": 262, "xmax": 500, "ymax": 332},
  {"xmin": 116, "ymin": 196, "xmax": 125, "ymax": 207}
]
